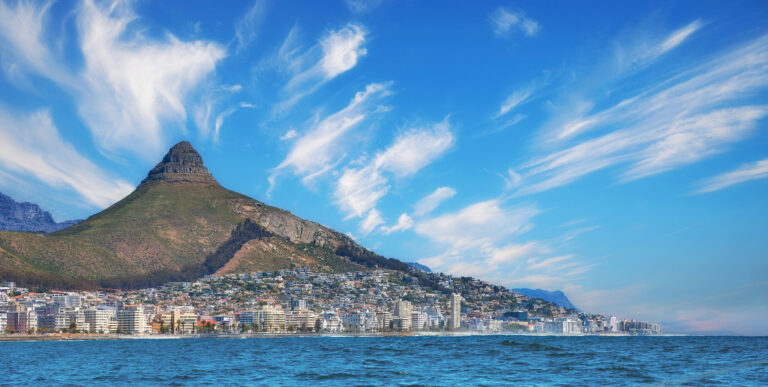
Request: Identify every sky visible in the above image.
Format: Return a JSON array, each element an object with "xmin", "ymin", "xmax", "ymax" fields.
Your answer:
[{"xmin": 0, "ymin": 0, "xmax": 767, "ymax": 335}]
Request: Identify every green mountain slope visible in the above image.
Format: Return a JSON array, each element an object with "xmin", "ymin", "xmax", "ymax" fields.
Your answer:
[{"xmin": 0, "ymin": 141, "xmax": 395, "ymax": 289}]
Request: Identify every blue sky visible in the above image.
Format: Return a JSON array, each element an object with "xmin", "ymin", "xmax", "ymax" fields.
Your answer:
[{"xmin": 1, "ymin": 0, "xmax": 767, "ymax": 334}]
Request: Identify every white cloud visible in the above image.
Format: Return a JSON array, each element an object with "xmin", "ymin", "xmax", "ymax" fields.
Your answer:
[
  {"xmin": 413, "ymin": 186, "xmax": 456, "ymax": 217},
  {"xmin": 344, "ymin": 0, "xmax": 383, "ymax": 14},
  {"xmin": 76, "ymin": 0, "xmax": 225, "ymax": 158},
  {"xmin": 275, "ymin": 23, "xmax": 368, "ymax": 112},
  {"xmin": 359, "ymin": 209, "xmax": 384, "ymax": 236},
  {"xmin": 381, "ymin": 213, "xmax": 413, "ymax": 234},
  {"xmin": 234, "ymin": 0, "xmax": 266, "ymax": 52},
  {"xmin": 414, "ymin": 198, "xmax": 591, "ymax": 290},
  {"xmin": 320, "ymin": 24, "xmax": 367, "ymax": 79},
  {"xmin": 0, "ymin": 107, "xmax": 133, "ymax": 208},
  {"xmin": 376, "ymin": 120, "xmax": 454, "ymax": 176},
  {"xmin": 335, "ymin": 162, "xmax": 389, "ymax": 219},
  {"xmin": 657, "ymin": 20, "xmax": 702, "ymax": 55},
  {"xmin": 515, "ymin": 34, "xmax": 768, "ymax": 195},
  {"xmin": 415, "ymin": 200, "xmax": 537, "ymax": 252},
  {"xmin": 272, "ymin": 82, "xmax": 392, "ymax": 184},
  {"xmin": 488, "ymin": 242, "xmax": 540, "ymax": 265},
  {"xmin": 695, "ymin": 158, "xmax": 768, "ymax": 193},
  {"xmin": 489, "ymin": 7, "xmax": 539, "ymax": 38},
  {"xmin": 0, "ymin": 0, "xmax": 72, "ymax": 84},
  {"xmin": 333, "ymin": 120, "xmax": 454, "ymax": 229},
  {"xmin": 497, "ymin": 87, "xmax": 534, "ymax": 117},
  {"xmin": 0, "ymin": 0, "xmax": 226, "ymax": 159},
  {"xmin": 279, "ymin": 129, "xmax": 298, "ymax": 141}
]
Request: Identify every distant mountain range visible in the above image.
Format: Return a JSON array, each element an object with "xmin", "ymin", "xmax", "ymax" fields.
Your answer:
[
  {"xmin": 406, "ymin": 262, "xmax": 431, "ymax": 272},
  {"xmin": 0, "ymin": 192, "xmax": 79, "ymax": 233},
  {"xmin": 513, "ymin": 288, "xmax": 579, "ymax": 310}
]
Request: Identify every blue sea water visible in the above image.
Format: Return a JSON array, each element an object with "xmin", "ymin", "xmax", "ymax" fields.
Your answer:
[{"xmin": 4, "ymin": 335, "xmax": 767, "ymax": 385}]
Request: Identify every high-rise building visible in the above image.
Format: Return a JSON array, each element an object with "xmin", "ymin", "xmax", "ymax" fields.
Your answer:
[
  {"xmin": 394, "ymin": 300, "xmax": 412, "ymax": 330},
  {"xmin": 117, "ymin": 305, "xmax": 146, "ymax": 334},
  {"xmin": 450, "ymin": 293, "xmax": 462, "ymax": 329}
]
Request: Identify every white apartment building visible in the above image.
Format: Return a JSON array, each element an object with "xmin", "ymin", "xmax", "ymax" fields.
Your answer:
[
  {"xmin": 450, "ymin": 293, "xmax": 462, "ymax": 329},
  {"xmin": 411, "ymin": 311, "xmax": 428, "ymax": 330},
  {"xmin": 84, "ymin": 308, "xmax": 112, "ymax": 334},
  {"xmin": 117, "ymin": 305, "xmax": 146, "ymax": 334},
  {"xmin": 394, "ymin": 301, "xmax": 412, "ymax": 330}
]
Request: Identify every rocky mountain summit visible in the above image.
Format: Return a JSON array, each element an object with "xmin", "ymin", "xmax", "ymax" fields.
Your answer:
[
  {"xmin": 141, "ymin": 141, "xmax": 218, "ymax": 185},
  {"xmin": 0, "ymin": 192, "xmax": 78, "ymax": 233}
]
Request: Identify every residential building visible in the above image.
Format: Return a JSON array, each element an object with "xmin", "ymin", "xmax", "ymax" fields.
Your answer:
[
  {"xmin": 117, "ymin": 305, "xmax": 146, "ymax": 334},
  {"xmin": 450, "ymin": 293, "xmax": 462, "ymax": 329}
]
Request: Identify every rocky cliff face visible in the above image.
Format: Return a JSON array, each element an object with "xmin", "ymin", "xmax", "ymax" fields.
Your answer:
[
  {"xmin": 0, "ymin": 192, "xmax": 77, "ymax": 233},
  {"xmin": 141, "ymin": 141, "xmax": 217, "ymax": 185}
]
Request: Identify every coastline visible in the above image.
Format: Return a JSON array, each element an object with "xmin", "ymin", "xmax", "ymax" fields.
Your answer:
[{"xmin": 0, "ymin": 331, "xmax": 678, "ymax": 342}]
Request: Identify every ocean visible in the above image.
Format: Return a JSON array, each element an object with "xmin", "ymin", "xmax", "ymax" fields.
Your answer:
[{"xmin": 4, "ymin": 335, "xmax": 767, "ymax": 385}]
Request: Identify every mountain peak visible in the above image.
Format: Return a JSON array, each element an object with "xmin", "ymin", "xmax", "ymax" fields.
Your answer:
[{"xmin": 141, "ymin": 141, "xmax": 217, "ymax": 185}]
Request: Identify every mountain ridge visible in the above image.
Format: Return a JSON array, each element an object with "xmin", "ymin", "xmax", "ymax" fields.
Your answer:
[
  {"xmin": 0, "ymin": 192, "xmax": 79, "ymax": 233},
  {"xmin": 0, "ymin": 141, "xmax": 406, "ymax": 289}
]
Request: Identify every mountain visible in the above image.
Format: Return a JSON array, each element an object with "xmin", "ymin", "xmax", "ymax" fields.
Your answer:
[
  {"xmin": 0, "ymin": 192, "xmax": 79, "ymax": 233},
  {"xmin": 0, "ymin": 141, "xmax": 412, "ymax": 289},
  {"xmin": 406, "ymin": 262, "xmax": 431, "ymax": 272},
  {"xmin": 513, "ymin": 288, "xmax": 578, "ymax": 310}
]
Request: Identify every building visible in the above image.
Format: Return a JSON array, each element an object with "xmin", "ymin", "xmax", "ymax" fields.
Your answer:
[
  {"xmin": 84, "ymin": 308, "xmax": 112, "ymax": 334},
  {"xmin": 450, "ymin": 293, "xmax": 462, "ymax": 329},
  {"xmin": 411, "ymin": 311, "xmax": 428, "ymax": 330},
  {"xmin": 321, "ymin": 311, "xmax": 343, "ymax": 332},
  {"xmin": 290, "ymin": 298, "xmax": 307, "ymax": 311},
  {"xmin": 256, "ymin": 306, "xmax": 286, "ymax": 332},
  {"xmin": 286, "ymin": 309, "xmax": 317, "ymax": 331},
  {"xmin": 375, "ymin": 311, "xmax": 392, "ymax": 331},
  {"xmin": 0, "ymin": 311, "xmax": 6, "ymax": 332},
  {"xmin": 6, "ymin": 309, "xmax": 37, "ymax": 333},
  {"xmin": 117, "ymin": 305, "xmax": 146, "ymax": 334},
  {"xmin": 394, "ymin": 300, "xmax": 412, "ymax": 330}
]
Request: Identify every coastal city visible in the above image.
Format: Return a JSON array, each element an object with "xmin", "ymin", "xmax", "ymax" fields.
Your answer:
[{"xmin": 0, "ymin": 268, "xmax": 660, "ymax": 337}]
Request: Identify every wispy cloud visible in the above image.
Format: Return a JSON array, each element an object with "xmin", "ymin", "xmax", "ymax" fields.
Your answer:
[
  {"xmin": 413, "ymin": 186, "xmax": 456, "ymax": 217},
  {"xmin": 497, "ymin": 87, "xmax": 534, "ymax": 118},
  {"xmin": 274, "ymin": 23, "xmax": 368, "ymax": 112},
  {"xmin": 0, "ymin": 0, "xmax": 72, "ymax": 84},
  {"xmin": 344, "ymin": 0, "xmax": 383, "ymax": 14},
  {"xmin": 234, "ymin": 0, "xmax": 266, "ymax": 52},
  {"xmin": 414, "ymin": 198, "xmax": 592, "ymax": 290},
  {"xmin": 489, "ymin": 7, "xmax": 539, "ymax": 38},
  {"xmin": 515, "ymin": 33, "xmax": 768, "ymax": 195},
  {"xmin": 333, "ymin": 119, "xmax": 454, "ymax": 232},
  {"xmin": 0, "ymin": 0, "xmax": 226, "ymax": 159},
  {"xmin": 616, "ymin": 20, "xmax": 703, "ymax": 72},
  {"xmin": 271, "ymin": 82, "xmax": 392, "ymax": 186},
  {"xmin": 359, "ymin": 208, "xmax": 384, "ymax": 236},
  {"xmin": 381, "ymin": 213, "xmax": 413, "ymax": 234},
  {"xmin": 76, "ymin": 0, "xmax": 225, "ymax": 158},
  {"xmin": 695, "ymin": 158, "xmax": 768, "ymax": 193},
  {"xmin": 0, "ymin": 107, "xmax": 133, "ymax": 208}
]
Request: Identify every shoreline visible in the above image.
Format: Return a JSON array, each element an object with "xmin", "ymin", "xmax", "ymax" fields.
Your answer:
[{"xmin": 0, "ymin": 332, "xmax": 681, "ymax": 342}]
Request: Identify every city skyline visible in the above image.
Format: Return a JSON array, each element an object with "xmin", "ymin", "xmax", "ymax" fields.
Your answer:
[{"xmin": 0, "ymin": 0, "xmax": 766, "ymax": 335}]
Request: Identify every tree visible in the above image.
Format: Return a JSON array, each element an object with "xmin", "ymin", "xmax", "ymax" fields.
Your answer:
[{"xmin": 314, "ymin": 318, "xmax": 322, "ymax": 333}]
